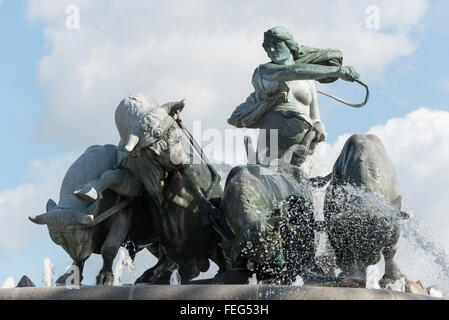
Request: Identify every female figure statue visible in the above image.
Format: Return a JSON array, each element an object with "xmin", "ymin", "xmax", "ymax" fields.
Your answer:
[{"xmin": 228, "ymin": 26, "xmax": 360, "ymax": 166}]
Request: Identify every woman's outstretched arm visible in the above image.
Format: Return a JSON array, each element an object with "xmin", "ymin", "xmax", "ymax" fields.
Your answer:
[{"xmin": 259, "ymin": 63, "xmax": 359, "ymax": 83}]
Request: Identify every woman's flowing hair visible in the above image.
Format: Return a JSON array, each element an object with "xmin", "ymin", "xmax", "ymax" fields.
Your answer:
[{"xmin": 262, "ymin": 26, "xmax": 302, "ymax": 60}]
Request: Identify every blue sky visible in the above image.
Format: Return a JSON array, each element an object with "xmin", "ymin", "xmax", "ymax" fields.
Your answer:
[
  {"xmin": 319, "ymin": 1, "xmax": 449, "ymax": 135},
  {"xmin": 0, "ymin": 0, "xmax": 67, "ymax": 190},
  {"xmin": 1, "ymin": 0, "xmax": 449, "ymax": 288}
]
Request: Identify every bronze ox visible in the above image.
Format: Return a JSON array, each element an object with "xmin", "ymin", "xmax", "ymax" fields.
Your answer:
[
  {"xmin": 323, "ymin": 134, "xmax": 409, "ymax": 287},
  {"xmin": 29, "ymin": 144, "xmax": 156, "ymax": 285},
  {"xmin": 31, "ymin": 95, "xmax": 229, "ymax": 285}
]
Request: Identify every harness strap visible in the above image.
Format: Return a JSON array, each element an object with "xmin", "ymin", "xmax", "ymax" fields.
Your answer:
[{"xmin": 87, "ymin": 199, "xmax": 133, "ymax": 227}]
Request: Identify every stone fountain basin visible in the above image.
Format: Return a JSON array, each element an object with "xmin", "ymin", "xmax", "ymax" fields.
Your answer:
[{"xmin": 0, "ymin": 285, "xmax": 443, "ymax": 300}]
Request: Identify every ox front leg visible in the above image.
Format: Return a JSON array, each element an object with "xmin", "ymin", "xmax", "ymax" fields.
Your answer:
[
  {"xmin": 380, "ymin": 225, "xmax": 405, "ymax": 287},
  {"xmin": 56, "ymin": 259, "xmax": 86, "ymax": 286},
  {"xmin": 135, "ymin": 246, "xmax": 177, "ymax": 284},
  {"xmin": 97, "ymin": 209, "xmax": 132, "ymax": 286},
  {"xmin": 75, "ymin": 168, "xmax": 141, "ymax": 202},
  {"xmin": 335, "ymin": 248, "xmax": 361, "ymax": 280}
]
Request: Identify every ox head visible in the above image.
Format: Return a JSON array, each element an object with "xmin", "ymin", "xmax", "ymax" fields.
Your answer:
[
  {"xmin": 115, "ymin": 94, "xmax": 190, "ymax": 171},
  {"xmin": 29, "ymin": 198, "xmax": 101, "ymax": 261}
]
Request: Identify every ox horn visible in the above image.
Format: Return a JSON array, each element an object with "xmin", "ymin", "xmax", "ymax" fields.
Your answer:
[
  {"xmin": 29, "ymin": 213, "xmax": 52, "ymax": 225},
  {"xmin": 30, "ymin": 199, "xmax": 59, "ymax": 225},
  {"xmin": 124, "ymin": 133, "xmax": 140, "ymax": 152}
]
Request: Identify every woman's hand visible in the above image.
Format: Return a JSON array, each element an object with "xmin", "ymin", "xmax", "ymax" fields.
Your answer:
[
  {"xmin": 339, "ymin": 66, "xmax": 360, "ymax": 82},
  {"xmin": 313, "ymin": 121, "xmax": 327, "ymax": 143}
]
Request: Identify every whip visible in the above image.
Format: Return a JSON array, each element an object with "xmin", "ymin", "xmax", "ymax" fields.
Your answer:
[{"xmin": 318, "ymin": 80, "xmax": 369, "ymax": 108}]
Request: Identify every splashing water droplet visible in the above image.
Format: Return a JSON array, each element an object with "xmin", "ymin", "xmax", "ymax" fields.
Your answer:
[
  {"xmin": 248, "ymin": 273, "xmax": 258, "ymax": 285},
  {"xmin": 113, "ymin": 248, "xmax": 137, "ymax": 286},
  {"xmin": 2, "ymin": 277, "xmax": 16, "ymax": 288},
  {"xmin": 366, "ymin": 264, "xmax": 382, "ymax": 289},
  {"xmin": 43, "ymin": 258, "xmax": 55, "ymax": 288},
  {"xmin": 292, "ymin": 276, "xmax": 304, "ymax": 286},
  {"xmin": 170, "ymin": 269, "xmax": 181, "ymax": 285},
  {"xmin": 386, "ymin": 277, "xmax": 406, "ymax": 292}
]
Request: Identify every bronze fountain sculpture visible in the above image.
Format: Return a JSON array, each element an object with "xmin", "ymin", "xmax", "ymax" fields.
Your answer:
[{"xmin": 23, "ymin": 26, "xmax": 442, "ymax": 300}]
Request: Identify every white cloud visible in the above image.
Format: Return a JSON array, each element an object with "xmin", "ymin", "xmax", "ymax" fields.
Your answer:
[
  {"xmin": 1, "ymin": 277, "xmax": 15, "ymax": 288},
  {"xmin": 368, "ymin": 108, "xmax": 449, "ymax": 247},
  {"xmin": 0, "ymin": 152, "xmax": 76, "ymax": 251},
  {"xmin": 25, "ymin": 0, "xmax": 427, "ymax": 147}
]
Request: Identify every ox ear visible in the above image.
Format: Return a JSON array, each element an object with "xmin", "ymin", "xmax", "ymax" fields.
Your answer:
[
  {"xmin": 162, "ymin": 99, "xmax": 185, "ymax": 116},
  {"xmin": 392, "ymin": 196, "xmax": 402, "ymax": 210},
  {"xmin": 46, "ymin": 199, "xmax": 57, "ymax": 212}
]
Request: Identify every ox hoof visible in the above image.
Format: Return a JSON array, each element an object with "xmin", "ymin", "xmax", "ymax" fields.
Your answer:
[
  {"xmin": 379, "ymin": 275, "xmax": 406, "ymax": 289},
  {"xmin": 56, "ymin": 273, "xmax": 70, "ymax": 286},
  {"xmin": 56, "ymin": 272, "xmax": 83, "ymax": 287},
  {"xmin": 135, "ymin": 271, "xmax": 158, "ymax": 285},
  {"xmin": 55, "ymin": 273, "xmax": 71, "ymax": 286},
  {"xmin": 213, "ymin": 270, "xmax": 252, "ymax": 284},
  {"xmin": 96, "ymin": 271, "xmax": 114, "ymax": 286},
  {"xmin": 74, "ymin": 185, "xmax": 99, "ymax": 202},
  {"xmin": 135, "ymin": 269, "xmax": 172, "ymax": 285}
]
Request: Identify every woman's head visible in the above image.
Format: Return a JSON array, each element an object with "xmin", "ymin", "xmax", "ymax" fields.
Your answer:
[{"xmin": 263, "ymin": 26, "xmax": 301, "ymax": 64}]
